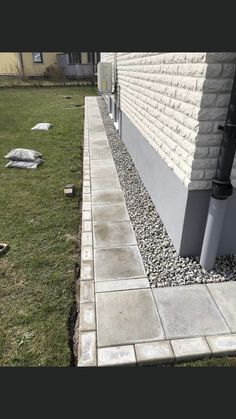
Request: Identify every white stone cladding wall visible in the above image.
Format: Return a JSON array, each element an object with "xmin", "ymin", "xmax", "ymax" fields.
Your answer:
[{"xmin": 101, "ymin": 52, "xmax": 236, "ymax": 190}]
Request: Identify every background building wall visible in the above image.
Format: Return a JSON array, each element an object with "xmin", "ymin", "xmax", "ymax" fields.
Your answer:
[
  {"xmin": 0, "ymin": 53, "xmax": 19, "ymax": 75},
  {"xmin": 21, "ymin": 52, "xmax": 59, "ymax": 77}
]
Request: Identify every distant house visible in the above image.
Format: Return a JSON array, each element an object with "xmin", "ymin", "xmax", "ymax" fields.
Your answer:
[
  {"xmin": 57, "ymin": 52, "xmax": 100, "ymax": 79},
  {"xmin": 0, "ymin": 52, "xmax": 59, "ymax": 77},
  {"xmin": 0, "ymin": 52, "xmax": 100, "ymax": 80}
]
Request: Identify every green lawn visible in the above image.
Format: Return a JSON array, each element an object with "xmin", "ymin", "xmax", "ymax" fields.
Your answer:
[{"xmin": 0, "ymin": 86, "xmax": 96, "ymax": 366}]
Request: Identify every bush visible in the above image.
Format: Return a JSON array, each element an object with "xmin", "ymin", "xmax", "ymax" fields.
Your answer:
[{"xmin": 43, "ymin": 65, "xmax": 66, "ymax": 83}]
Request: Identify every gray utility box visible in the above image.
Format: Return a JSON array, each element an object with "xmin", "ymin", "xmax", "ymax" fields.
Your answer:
[{"xmin": 97, "ymin": 62, "xmax": 112, "ymax": 94}]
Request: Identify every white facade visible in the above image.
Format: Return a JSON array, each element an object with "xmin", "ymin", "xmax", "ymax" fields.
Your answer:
[{"xmin": 101, "ymin": 52, "xmax": 236, "ymax": 190}]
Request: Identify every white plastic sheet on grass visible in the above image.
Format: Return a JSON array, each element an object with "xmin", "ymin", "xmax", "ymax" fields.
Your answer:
[
  {"xmin": 4, "ymin": 148, "xmax": 42, "ymax": 162},
  {"xmin": 5, "ymin": 158, "xmax": 43, "ymax": 169},
  {"xmin": 31, "ymin": 123, "xmax": 52, "ymax": 131}
]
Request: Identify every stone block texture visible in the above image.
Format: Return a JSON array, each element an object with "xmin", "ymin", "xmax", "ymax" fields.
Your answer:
[{"xmin": 101, "ymin": 52, "xmax": 236, "ymax": 190}]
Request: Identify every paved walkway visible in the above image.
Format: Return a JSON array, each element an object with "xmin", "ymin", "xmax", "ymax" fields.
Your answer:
[{"xmin": 77, "ymin": 97, "xmax": 236, "ymax": 367}]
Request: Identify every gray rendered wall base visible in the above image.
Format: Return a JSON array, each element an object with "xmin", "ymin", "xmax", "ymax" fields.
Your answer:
[{"xmin": 102, "ymin": 95, "xmax": 236, "ymax": 256}]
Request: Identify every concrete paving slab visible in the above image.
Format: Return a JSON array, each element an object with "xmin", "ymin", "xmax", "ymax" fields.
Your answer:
[
  {"xmin": 91, "ymin": 159, "xmax": 115, "ymax": 168},
  {"xmin": 83, "ymin": 187, "xmax": 91, "ymax": 194},
  {"xmin": 77, "ymin": 331, "xmax": 97, "ymax": 367},
  {"xmin": 98, "ymin": 345, "xmax": 136, "ymax": 366},
  {"xmin": 95, "ymin": 277, "xmax": 150, "ymax": 293},
  {"xmin": 171, "ymin": 337, "xmax": 212, "ymax": 361},
  {"xmin": 90, "ymin": 141, "xmax": 109, "ymax": 148},
  {"xmin": 82, "ymin": 211, "xmax": 91, "ymax": 221},
  {"xmin": 82, "ymin": 220, "xmax": 92, "ymax": 232},
  {"xmin": 91, "ymin": 178, "xmax": 121, "ymax": 191},
  {"xmin": 80, "ymin": 302, "xmax": 96, "ymax": 331},
  {"xmin": 89, "ymin": 135, "xmax": 108, "ymax": 142},
  {"xmin": 135, "ymin": 340, "xmax": 174, "ymax": 366},
  {"xmin": 91, "ymin": 167, "xmax": 117, "ymax": 179},
  {"xmin": 90, "ymin": 145, "xmax": 111, "ymax": 153},
  {"xmin": 206, "ymin": 333, "xmax": 236, "ymax": 356},
  {"xmin": 91, "ymin": 151, "xmax": 112, "ymax": 160},
  {"xmin": 94, "ymin": 246, "xmax": 146, "ymax": 281},
  {"xmin": 153, "ymin": 284, "xmax": 230, "ymax": 339},
  {"xmin": 207, "ymin": 282, "xmax": 236, "ymax": 332},
  {"xmin": 94, "ymin": 221, "xmax": 137, "ymax": 248},
  {"xmin": 83, "ymin": 194, "xmax": 91, "ymax": 202},
  {"xmin": 81, "ymin": 246, "xmax": 93, "ymax": 262},
  {"xmin": 82, "ymin": 201, "xmax": 92, "ymax": 211},
  {"xmin": 96, "ymin": 289, "xmax": 165, "ymax": 347},
  {"xmin": 80, "ymin": 261, "xmax": 94, "ymax": 280},
  {"xmin": 92, "ymin": 190, "xmax": 125, "ymax": 205},
  {"xmin": 81, "ymin": 232, "xmax": 93, "ymax": 246},
  {"xmin": 83, "ymin": 181, "xmax": 90, "ymax": 188},
  {"xmin": 93, "ymin": 204, "xmax": 129, "ymax": 223},
  {"xmin": 80, "ymin": 281, "xmax": 95, "ymax": 303}
]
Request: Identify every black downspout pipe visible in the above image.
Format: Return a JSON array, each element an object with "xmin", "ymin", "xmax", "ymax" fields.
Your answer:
[
  {"xmin": 200, "ymin": 68, "xmax": 236, "ymax": 270},
  {"xmin": 212, "ymin": 69, "xmax": 236, "ymax": 200}
]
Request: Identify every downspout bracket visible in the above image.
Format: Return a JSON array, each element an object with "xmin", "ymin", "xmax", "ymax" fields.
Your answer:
[{"xmin": 212, "ymin": 179, "xmax": 233, "ymax": 200}]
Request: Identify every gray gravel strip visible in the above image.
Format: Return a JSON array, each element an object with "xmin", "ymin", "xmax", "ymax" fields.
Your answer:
[{"xmin": 97, "ymin": 97, "xmax": 236, "ymax": 287}]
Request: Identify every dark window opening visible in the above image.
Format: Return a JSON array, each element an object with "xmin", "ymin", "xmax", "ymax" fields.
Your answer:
[
  {"xmin": 33, "ymin": 52, "xmax": 43, "ymax": 63},
  {"xmin": 67, "ymin": 53, "xmax": 81, "ymax": 64}
]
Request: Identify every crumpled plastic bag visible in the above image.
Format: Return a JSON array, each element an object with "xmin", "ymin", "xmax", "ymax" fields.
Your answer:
[
  {"xmin": 5, "ymin": 158, "xmax": 44, "ymax": 169},
  {"xmin": 31, "ymin": 123, "xmax": 52, "ymax": 131},
  {"xmin": 4, "ymin": 148, "xmax": 42, "ymax": 162}
]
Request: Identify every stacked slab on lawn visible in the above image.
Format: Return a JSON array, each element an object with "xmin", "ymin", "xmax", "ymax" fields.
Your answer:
[{"xmin": 77, "ymin": 97, "xmax": 236, "ymax": 367}]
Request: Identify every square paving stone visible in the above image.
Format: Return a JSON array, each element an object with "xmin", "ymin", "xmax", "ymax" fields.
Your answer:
[
  {"xmin": 98, "ymin": 345, "xmax": 136, "ymax": 367},
  {"xmin": 207, "ymin": 282, "xmax": 236, "ymax": 332},
  {"xmin": 92, "ymin": 190, "xmax": 125, "ymax": 205},
  {"xmin": 82, "ymin": 211, "xmax": 91, "ymax": 221},
  {"xmin": 77, "ymin": 331, "xmax": 97, "ymax": 367},
  {"xmin": 93, "ymin": 204, "xmax": 129, "ymax": 223},
  {"xmin": 89, "ymin": 134, "xmax": 108, "ymax": 142},
  {"xmin": 81, "ymin": 246, "xmax": 93, "ymax": 261},
  {"xmin": 81, "ymin": 232, "xmax": 93, "ymax": 246},
  {"xmin": 94, "ymin": 246, "xmax": 146, "ymax": 281},
  {"xmin": 82, "ymin": 220, "xmax": 92, "ymax": 232},
  {"xmin": 90, "ymin": 145, "xmax": 111, "ymax": 153},
  {"xmin": 135, "ymin": 340, "xmax": 174, "ymax": 366},
  {"xmin": 91, "ymin": 167, "xmax": 117, "ymax": 179},
  {"xmin": 91, "ymin": 151, "xmax": 112, "ymax": 160},
  {"xmin": 90, "ymin": 141, "xmax": 109, "ymax": 148},
  {"xmin": 206, "ymin": 333, "xmax": 236, "ymax": 356},
  {"xmin": 94, "ymin": 221, "xmax": 136, "ymax": 248},
  {"xmin": 171, "ymin": 337, "xmax": 212, "ymax": 361},
  {"xmin": 153, "ymin": 284, "xmax": 230, "ymax": 340},
  {"xmin": 91, "ymin": 159, "xmax": 115, "ymax": 169},
  {"xmin": 80, "ymin": 261, "xmax": 93, "ymax": 280},
  {"xmin": 91, "ymin": 178, "xmax": 120, "ymax": 191},
  {"xmin": 83, "ymin": 194, "xmax": 91, "ymax": 202},
  {"xmin": 96, "ymin": 289, "xmax": 165, "ymax": 347},
  {"xmin": 80, "ymin": 281, "xmax": 95, "ymax": 303},
  {"xmin": 80, "ymin": 302, "xmax": 96, "ymax": 331}
]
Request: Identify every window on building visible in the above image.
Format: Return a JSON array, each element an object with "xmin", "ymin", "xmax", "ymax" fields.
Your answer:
[
  {"xmin": 67, "ymin": 53, "xmax": 81, "ymax": 64},
  {"xmin": 33, "ymin": 52, "xmax": 43, "ymax": 63},
  {"xmin": 88, "ymin": 53, "xmax": 93, "ymax": 64}
]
